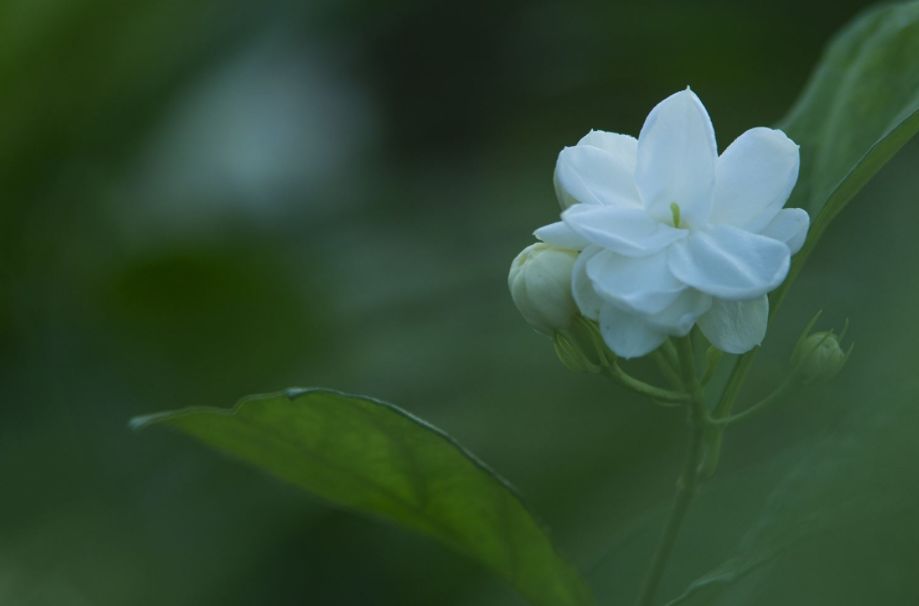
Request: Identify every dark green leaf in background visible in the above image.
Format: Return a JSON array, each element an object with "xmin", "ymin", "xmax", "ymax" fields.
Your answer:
[
  {"xmin": 131, "ymin": 389, "xmax": 594, "ymax": 606},
  {"xmin": 779, "ymin": 0, "xmax": 919, "ymax": 284}
]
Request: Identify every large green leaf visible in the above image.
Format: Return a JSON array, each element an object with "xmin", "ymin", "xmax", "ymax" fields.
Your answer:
[
  {"xmin": 776, "ymin": 0, "xmax": 919, "ymax": 293},
  {"xmin": 131, "ymin": 388, "xmax": 594, "ymax": 606}
]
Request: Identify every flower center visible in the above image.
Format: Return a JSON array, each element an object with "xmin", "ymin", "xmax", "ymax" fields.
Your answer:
[{"xmin": 669, "ymin": 202, "xmax": 682, "ymax": 228}]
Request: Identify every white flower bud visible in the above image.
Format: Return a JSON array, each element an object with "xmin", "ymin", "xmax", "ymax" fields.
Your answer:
[{"xmin": 508, "ymin": 243, "xmax": 578, "ymax": 335}]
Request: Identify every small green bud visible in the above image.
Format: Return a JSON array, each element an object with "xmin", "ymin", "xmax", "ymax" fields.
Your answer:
[
  {"xmin": 792, "ymin": 331, "xmax": 850, "ymax": 383},
  {"xmin": 554, "ymin": 332, "xmax": 592, "ymax": 373},
  {"xmin": 508, "ymin": 243, "xmax": 578, "ymax": 335},
  {"xmin": 552, "ymin": 320, "xmax": 606, "ymax": 373}
]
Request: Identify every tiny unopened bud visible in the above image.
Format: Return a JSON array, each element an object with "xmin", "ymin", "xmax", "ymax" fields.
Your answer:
[
  {"xmin": 554, "ymin": 332, "xmax": 591, "ymax": 373},
  {"xmin": 508, "ymin": 243, "xmax": 578, "ymax": 335},
  {"xmin": 552, "ymin": 320, "xmax": 605, "ymax": 373},
  {"xmin": 792, "ymin": 331, "xmax": 850, "ymax": 383}
]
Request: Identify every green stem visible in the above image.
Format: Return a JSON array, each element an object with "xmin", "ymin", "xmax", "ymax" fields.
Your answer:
[
  {"xmin": 714, "ymin": 352, "xmax": 756, "ymax": 418},
  {"xmin": 675, "ymin": 336, "xmax": 709, "ymax": 424},
  {"xmin": 699, "ymin": 211, "xmax": 825, "ymax": 471},
  {"xmin": 711, "ymin": 244, "xmax": 809, "ymax": 422},
  {"xmin": 635, "ymin": 423, "xmax": 704, "ymax": 606},
  {"xmin": 662, "ymin": 339, "xmax": 679, "ymax": 370},
  {"xmin": 635, "ymin": 336, "xmax": 707, "ymax": 606},
  {"xmin": 711, "ymin": 243, "xmax": 809, "ymax": 421},
  {"xmin": 700, "ymin": 347, "xmax": 723, "ymax": 386},
  {"xmin": 711, "ymin": 375, "xmax": 797, "ymax": 426},
  {"xmin": 700, "ymin": 352, "xmax": 755, "ymax": 478},
  {"xmin": 653, "ymin": 350, "xmax": 684, "ymax": 390},
  {"xmin": 605, "ymin": 363, "xmax": 690, "ymax": 405},
  {"xmin": 576, "ymin": 316, "xmax": 689, "ymax": 405},
  {"xmin": 699, "ymin": 427, "xmax": 725, "ymax": 480},
  {"xmin": 711, "ymin": 330, "xmax": 834, "ymax": 429},
  {"xmin": 703, "ymin": 304, "xmax": 816, "ymax": 475}
]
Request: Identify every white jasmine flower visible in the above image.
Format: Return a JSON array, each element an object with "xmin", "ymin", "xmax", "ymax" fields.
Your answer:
[
  {"xmin": 536, "ymin": 89, "xmax": 809, "ymax": 358},
  {"xmin": 508, "ymin": 243, "xmax": 579, "ymax": 335}
]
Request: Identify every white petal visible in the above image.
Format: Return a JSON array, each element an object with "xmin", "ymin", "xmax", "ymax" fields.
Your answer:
[
  {"xmin": 554, "ymin": 144, "xmax": 642, "ymax": 209},
  {"xmin": 698, "ymin": 296, "xmax": 769, "ymax": 354},
  {"xmin": 553, "ymin": 170, "xmax": 577, "ymax": 210},
  {"xmin": 760, "ymin": 208, "xmax": 809, "ymax": 254},
  {"xmin": 668, "ymin": 224, "xmax": 790, "ymax": 300},
  {"xmin": 577, "ymin": 130, "xmax": 638, "ymax": 173},
  {"xmin": 598, "ymin": 303, "xmax": 666, "ymax": 359},
  {"xmin": 571, "ymin": 247, "xmax": 605, "ymax": 321},
  {"xmin": 562, "ymin": 204, "xmax": 687, "ymax": 258},
  {"xmin": 710, "ymin": 127, "xmax": 800, "ymax": 232},
  {"xmin": 644, "ymin": 289, "xmax": 712, "ymax": 336},
  {"xmin": 534, "ymin": 221, "xmax": 589, "ymax": 250},
  {"xmin": 635, "ymin": 89, "xmax": 717, "ymax": 227},
  {"xmin": 586, "ymin": 249, "xmax": 685, "ymax": 315}
]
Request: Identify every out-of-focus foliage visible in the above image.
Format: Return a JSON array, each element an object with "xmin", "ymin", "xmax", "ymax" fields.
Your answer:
[
  {"xmin": 776, "ymin": 0, "xmax": 919, "ymax": 303},
  {"xmin": 3, "ymin": 0, "xmax": 918, "ymax": 605},
  {"xmin": 783, "ymin": 1, "xmax": 919, "ymax": 223}
]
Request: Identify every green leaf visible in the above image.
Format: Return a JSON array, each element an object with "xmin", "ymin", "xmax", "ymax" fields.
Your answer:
[
  {"xmin": 774, "ymin": 1, "xmax": 919, "ymax": 298},
  {"xmin": 131, "ymin": 388, "xmax": 594, "ymax": 606}
]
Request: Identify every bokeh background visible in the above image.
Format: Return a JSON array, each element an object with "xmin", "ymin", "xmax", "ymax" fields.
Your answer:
[{"xmin": 4, "ymin": 0, "xmax": 918, "ymax": 604}]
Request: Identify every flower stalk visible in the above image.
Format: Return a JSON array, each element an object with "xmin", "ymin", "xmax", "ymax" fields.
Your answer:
[
  {"xmin": 605, "ymin": 362, "xmax": 690, "ymax": 406},
  {"xmin": 710, "ymin": 374, "xmax": 796, "ymax": 426},
  {"xmin": 576, "ymin": 317, "xmax": 690, "ymax": 405},
  {"xmin": 635, "ymin": 336, "xmax": 708, "ymax": 606}
]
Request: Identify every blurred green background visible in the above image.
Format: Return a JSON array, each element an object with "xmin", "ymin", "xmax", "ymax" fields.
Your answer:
[{"xmin": 4, "ymin": 0, "xmax": 918, "ymax": 604}]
